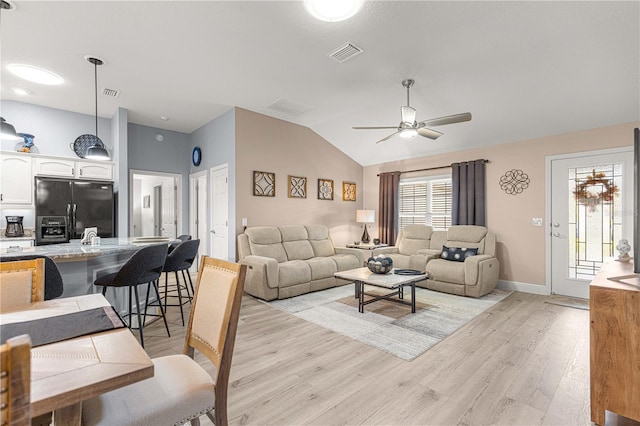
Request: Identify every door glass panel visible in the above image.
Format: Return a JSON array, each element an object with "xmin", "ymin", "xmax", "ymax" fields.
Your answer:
[{"xmin": 568, "ymin": 163, "xmax": 622, "ymax": 279}]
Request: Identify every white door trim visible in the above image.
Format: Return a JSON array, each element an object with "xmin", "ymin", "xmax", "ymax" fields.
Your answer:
[
  {"xmin": 545, "ymin": 146, "xmax": 633, "ymax": 295},
  {"xmin": 129, "ymin": 169, "xmax": 183, "ymax": 238}
]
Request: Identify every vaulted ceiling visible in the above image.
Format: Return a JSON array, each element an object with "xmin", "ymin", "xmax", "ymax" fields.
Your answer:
[{"xmin": 1, "ymin": 1, "xmax": 638, "ymax": 166}]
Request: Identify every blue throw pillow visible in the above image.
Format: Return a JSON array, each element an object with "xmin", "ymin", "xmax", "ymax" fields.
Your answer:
[{"xmin": 441, "ymin": 245, "xmax": 478, "ymax": 262}]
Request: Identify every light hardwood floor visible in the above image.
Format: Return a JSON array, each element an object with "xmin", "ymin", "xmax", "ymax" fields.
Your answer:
[{"xmin": 143, "ymin": 281, "xmax": 593, "ymax": 426}]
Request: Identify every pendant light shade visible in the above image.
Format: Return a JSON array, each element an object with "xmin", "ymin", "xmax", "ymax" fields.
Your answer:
[
  {"xmin": 1, "ymin": 117, "xmax": 21, "ymax": 141},
  {"xmin": 75, "ymin": 56, "xmax": 109, "ymax": 161}
]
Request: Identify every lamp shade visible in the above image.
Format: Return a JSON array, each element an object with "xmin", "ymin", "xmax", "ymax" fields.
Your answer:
[
  {"xmin": 85, "ymin": 143, "xmax": 110, "ymax": 161},
  {"xmin": 1, "ymin": 117, "xmax": 21, "ymax": 141},
  {"xmin": 356, "ymin": 209, "xmax": 375, "ymax": 223}
]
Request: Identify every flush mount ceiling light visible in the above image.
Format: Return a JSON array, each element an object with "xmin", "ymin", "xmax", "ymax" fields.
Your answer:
[
  {"xmin": 7, "ymin": 63, "xmax": 64, "ymax": 85},
  {"xmin": 304, "ymin": 0, "xmax": 363, "ymax": 22}
]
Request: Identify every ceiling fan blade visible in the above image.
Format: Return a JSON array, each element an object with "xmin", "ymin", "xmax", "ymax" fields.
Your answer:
[
  {"xmin": 353, "ymin": 126, "xmax": 400, "ymax": 130},
  {"xmin": 419, "ymin": 112, "xmax": 472, "ymax": 127},
  {"xmin": 376, "ymin": 131, "xmax": 400, "ymax": 144},
  {"xmin": 417, "ymin": 127, "xmax": 443, "ymax": 140}
]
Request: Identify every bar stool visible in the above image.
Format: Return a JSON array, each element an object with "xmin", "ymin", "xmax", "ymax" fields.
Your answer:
[
  {"xmin": 94, "ymin": 244, "xmax": 169, "ymax": 348},
  {"xmin": 167, "ymin": 234, "xmax": 192, "ymax": 255},
  {"xmin": 162, "ymin": 239, "xmax": 200, "ymax": 326}
]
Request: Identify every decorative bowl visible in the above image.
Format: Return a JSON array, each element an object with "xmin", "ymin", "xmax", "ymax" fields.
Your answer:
[{"xmin": 367, "ymin": 255, "xmax": 393, "ymax": 274}]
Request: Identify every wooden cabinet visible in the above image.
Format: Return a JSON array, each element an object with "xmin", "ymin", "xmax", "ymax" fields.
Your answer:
[
  {"xmin": 34, "ymin": 157, "xmax": 113, "ymax": 180},
  {"xmin": 589, "ymin": 260, "xmax": 640, "ymax": 425},
  {"xmin": 0, "ymin": 153, "xmax": 33, "ymax": 205}
]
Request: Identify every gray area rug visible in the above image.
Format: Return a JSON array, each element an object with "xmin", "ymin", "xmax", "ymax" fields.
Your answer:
[{"xmin": 266, "ymin": 285, "xmax": 513, "ymax": 361}]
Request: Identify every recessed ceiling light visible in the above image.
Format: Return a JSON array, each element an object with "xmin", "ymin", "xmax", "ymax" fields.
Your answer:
[
  {"xmin": 160, "ymin": 116, "xmax": 169, "ymax": 121},
  {"xmin": 11, "ymin": 87, "xmax": 31, "ymax": 96},
  {"xmin": 7, "ymin": 64, "xmax": 64, "ymax": 85},
  {"xmin": 304, "ymin": 0, "xmax": 363, "ymax": 22}
]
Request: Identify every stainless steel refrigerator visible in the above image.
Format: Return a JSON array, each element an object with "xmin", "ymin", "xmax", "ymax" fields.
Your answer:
[{"xmin": 35, "ymin": 177, "xmax": 114, "ymax": 245}]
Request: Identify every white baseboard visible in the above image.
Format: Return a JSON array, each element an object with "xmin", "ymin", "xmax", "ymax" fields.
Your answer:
[{"xmin": 497, "ymin": 280, "xmax": 550, "ymax": 295}]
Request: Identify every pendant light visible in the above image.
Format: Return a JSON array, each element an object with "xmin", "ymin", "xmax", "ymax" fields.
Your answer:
[
  {"xmin": 0, "ymin": 117, "xmax": 21, "ymax": 141},
  {"xmin": 78, "ymin": 56, "xmax": 109, "ymax": 160}
]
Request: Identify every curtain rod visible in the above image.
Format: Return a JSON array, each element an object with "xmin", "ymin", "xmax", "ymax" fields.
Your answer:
[{"xmin": 376, "ymin": 159, "xmax": 489, "ymax": 177}]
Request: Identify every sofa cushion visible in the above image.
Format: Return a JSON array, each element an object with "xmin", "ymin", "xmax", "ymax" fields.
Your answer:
[
  {"xmin": 278, "ymin": 260, "xmax": 311, "ymax": 287},
  {"xmin": 306, "ymin": 225, "xmax": 336, "ymax": 257},
  {"xmin": 280, "ymin": 225, "xmax": 314, "ymax": 260},
  {"xmin": 245, "ymin": 227, "xmax": 287, "ymax": 263},
  {"xmin": 441, "ymin": 246, "xmax": 478, "ymax": 262},
  {"xmin": 306, "ymin": 257, "xmax": 338, "ymax": 280},
  {"xmin": 398, "ymin": 225, "xmax": 433, "ymax": 255},
  {"xmin": 330, "ymin": 254, "xmax": 360, "ymax": 271},
  {"xmin": 427, "ymin": 258, "xmax": 466, "ymax": 285}
]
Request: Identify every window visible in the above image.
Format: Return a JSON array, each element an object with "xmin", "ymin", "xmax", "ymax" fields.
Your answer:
[{"xmin": 398, "ymin": 176, "xmax": 452, "ymax": 231}]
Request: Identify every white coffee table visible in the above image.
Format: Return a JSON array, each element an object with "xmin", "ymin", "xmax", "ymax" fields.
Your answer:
[{"xmin": 334, "ymin": 267, "xmax": 427, "ymax": 313}]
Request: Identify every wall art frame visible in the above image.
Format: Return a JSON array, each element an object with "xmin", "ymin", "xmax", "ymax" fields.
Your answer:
[
  {"xmin": 253, "ymin": 170, "xmax": 276, "ymax": 197},
  {"xmin": 318, "ymin": 178, "xmax": 334, "ymax": 200},
  {"xmin": 288, "ymin": 175, "xmax": 307, "ymax": 198},
  {"xmin": 342, "ymin": 181, "xmax": 356, "ymax": 201}
]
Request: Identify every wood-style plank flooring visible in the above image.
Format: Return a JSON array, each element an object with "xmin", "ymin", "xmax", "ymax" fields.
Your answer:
[{"xmin": 143, "ymin": 279, "xmax": 593, "ymax": 426}]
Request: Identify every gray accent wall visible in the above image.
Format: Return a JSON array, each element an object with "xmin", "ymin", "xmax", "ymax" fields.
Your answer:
[{"xmin": 189, "ymin": 108, "xmax": 236, "ymax": 260}]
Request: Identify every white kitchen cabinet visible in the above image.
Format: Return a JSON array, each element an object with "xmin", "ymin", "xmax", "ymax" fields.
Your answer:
[
  {"xmin": 34, "ymin": 157, "xmax": 75, "ymax": 177},
  {"xmin": 75, "ymin": 161, "xmax": 113, "ymax": 180},
  {"xmin": 0, "ymin": 239, "xmax": 34, "ymax": 249},
  {"xmin": 0, "ymin": 153, "xmax": 33, "ymax": 205},
  {"xmin": 34, "ymin": 157, "xmax": 113, "ymax": 180}
]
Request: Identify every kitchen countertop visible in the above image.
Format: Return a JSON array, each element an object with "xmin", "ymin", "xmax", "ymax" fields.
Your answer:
[{"xmin": 0, "ymin": 237, "xmax": 176, "ymax": 260}]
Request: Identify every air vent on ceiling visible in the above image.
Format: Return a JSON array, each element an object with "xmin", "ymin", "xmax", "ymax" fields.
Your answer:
[
  {"xmin": 265, "ymin": 97, "xmax": 312, "ymax": 116},
  {"xmin": 102, "ymin": 88, "xmax": 120, "ymax": 98},
  {"xmin": 328, "ymin": 42, "xmax": 364, "ymax": 63}
]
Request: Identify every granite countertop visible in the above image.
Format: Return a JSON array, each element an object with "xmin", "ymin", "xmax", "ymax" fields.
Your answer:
[{"xmin": 0, "ymin": 237, "xmax": 177, "ymax": 260}]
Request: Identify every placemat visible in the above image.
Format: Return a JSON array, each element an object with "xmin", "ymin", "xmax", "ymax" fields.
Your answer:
[{"xmin": 1, "ymin": 306, "xmax": 125, "ymax": 347}]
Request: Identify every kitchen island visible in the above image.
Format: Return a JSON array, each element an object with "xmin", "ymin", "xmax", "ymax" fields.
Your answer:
[{"xmin": 0, "ymin": 237, "xmax": 177, "ymax": 315}]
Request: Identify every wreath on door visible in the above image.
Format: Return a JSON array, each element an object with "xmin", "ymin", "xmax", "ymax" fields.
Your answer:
[{"xmin": 573, "ymin": 171, "xmax": 618, "ymax": 211}]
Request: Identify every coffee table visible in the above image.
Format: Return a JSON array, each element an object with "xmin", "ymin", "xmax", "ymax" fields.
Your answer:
[{"xmin": 334, "ymin": 267, "xmax": 427, "ymax": 313}]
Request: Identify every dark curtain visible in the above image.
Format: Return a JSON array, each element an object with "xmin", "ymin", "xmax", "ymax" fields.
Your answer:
[
  {"xmin": 378, "ymin": 171, "xmax": 401, "ymax": 244},
  {"xmin": 451, "ymin": 159, "xmax": 486, "ymax": 226}
]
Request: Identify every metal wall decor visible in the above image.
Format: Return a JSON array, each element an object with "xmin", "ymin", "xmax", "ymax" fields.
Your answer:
[
  {"xmin": 288, "ymin": 175, "xmax": 307, "ymax": 198},
  {"xmin": 318, "ymin": 178, "xmax": 334, "ymax": 200},
  {"xmin": 499, "ymin": 169, "xmax": 530, "ymax": 195},
  {"xmin": 342, "ymin": 181, "xmax": 356, "ymax": 201},
  {"xmin": 253, "ymin": 171, "xmax": 275, "ymax": 197}
]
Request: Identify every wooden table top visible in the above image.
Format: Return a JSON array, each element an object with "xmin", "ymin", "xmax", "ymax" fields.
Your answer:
[{"xmin": 0, "ymin": 294, "xmax": 154, "ymax": 417}]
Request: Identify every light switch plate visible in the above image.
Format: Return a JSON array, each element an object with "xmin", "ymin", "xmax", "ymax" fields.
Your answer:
[
  {"xmin": 532, "ymin": 217, "xmax": 543, "ymax": 227},
  {"xmin": 242, "ymin": 217, "xmax": 248, "ymax": 226}
]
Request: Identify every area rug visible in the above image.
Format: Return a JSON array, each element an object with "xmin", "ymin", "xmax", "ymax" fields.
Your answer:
[{"xmin": 266, "ymin": 285, "xmax": 513, "ymax": 361}]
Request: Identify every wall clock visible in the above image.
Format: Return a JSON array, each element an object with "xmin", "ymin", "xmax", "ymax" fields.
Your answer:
[{"xmin": 192, "ymin": 146, "xmax": 202, "ymax": 166}]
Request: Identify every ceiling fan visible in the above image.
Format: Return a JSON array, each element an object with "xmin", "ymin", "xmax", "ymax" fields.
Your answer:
[{"xmin": 353, "ymin": 79, "xmax": 472, "ymax": 143}]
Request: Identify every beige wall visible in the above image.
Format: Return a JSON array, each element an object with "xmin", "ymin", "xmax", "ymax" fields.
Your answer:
[
  {"xmin": 234, "ymin": 108, "xmax": 364, "ymax": 248},
  {"xmin": 363, "ymin": 121, "xmax": 639, "ymax": 288}
]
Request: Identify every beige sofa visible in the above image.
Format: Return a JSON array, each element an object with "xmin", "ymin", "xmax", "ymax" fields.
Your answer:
[
  {"xmin": 373, "ymin": 225, "xmax": 500, "ymax": 298},
  {"xmin": 237, "ymin": 225, "xmax": 364, "ymax": 301}
]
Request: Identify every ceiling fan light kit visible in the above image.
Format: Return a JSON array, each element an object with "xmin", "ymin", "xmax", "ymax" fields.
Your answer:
[{"xmin": 353, "ymin": 79, "xmax": 472, "ymax": 144}]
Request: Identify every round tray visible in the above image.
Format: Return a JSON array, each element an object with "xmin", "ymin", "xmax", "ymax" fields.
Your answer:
[{"xmin": 72, "ymin": 134, "xmax": 104, "ymax": 158}]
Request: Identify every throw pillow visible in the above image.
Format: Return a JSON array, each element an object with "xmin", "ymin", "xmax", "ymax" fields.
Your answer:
[{"xmin": 441, "ymin": 245, "xmax": 478, "ymax": 262}]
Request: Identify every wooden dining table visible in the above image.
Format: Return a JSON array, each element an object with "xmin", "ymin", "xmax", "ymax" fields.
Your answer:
[{"xmin": 0, "ymin": 294, "xmax": 154, "ymax": 425}]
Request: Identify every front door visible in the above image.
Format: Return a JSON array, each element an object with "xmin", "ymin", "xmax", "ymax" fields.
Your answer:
[{"xmin": 549, "ymin": 148, "xmax": 633, "ymax": 298}]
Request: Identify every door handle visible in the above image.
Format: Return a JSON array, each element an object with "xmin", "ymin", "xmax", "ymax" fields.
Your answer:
[{"xmin": 211, "ymin": 230, "xmax": 216, "ymax": 234}]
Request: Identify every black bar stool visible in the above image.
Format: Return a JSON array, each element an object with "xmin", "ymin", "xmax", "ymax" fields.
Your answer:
[
  {"xmin": 94, "ymin": 244, "xmax": 169, "ymax": 348},
  {"xmin": 162, "ymin": 239, "xmax": 200, "ymax": 326}
]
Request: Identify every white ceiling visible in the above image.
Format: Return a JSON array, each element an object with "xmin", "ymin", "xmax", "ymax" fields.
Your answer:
[{"xmin": 1, "ymin": 1, "xmax": 638, "ymax": 166}]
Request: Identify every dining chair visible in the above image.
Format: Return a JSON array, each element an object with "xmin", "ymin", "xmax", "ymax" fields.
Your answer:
[
  {"xmin": 168, "ymin": 234, "xmax": 192, "ymax": 254},
  {"xmin": 82, "ymin": 256, "xmax": 247, "ymax": 426},
  {"xmin": 93, "ymin": 244, "xmax": 169, "ymax": 348},
  {"xmin": 0, "ymin": 334, "xmax": 32, "ymax": 426},
  {"xmin": 0, "ymin": 255, "xmax": 63, "ymax": 300},
  {"xmin": 0, "ymin": 258, "xmax": 44, "ymax": 313},
  {"xmin": 161, "ymin": 239, "xmax": 200, "ymax": 326}
]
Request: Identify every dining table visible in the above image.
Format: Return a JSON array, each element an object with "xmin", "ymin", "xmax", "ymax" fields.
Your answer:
[{"xmin": 0, "ymin": 293, "xmax": 154, "ymax": 425}]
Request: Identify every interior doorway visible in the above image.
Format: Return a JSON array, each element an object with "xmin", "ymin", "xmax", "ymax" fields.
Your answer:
[
  {"xmin": 189, "ymin": 170, "xmax": 208, "ymax": 269},
  {"xmin": 210, "ymin": 164, "xmax": 229, "ymax": 261},
  {"xmin": 547, "ymin": 147, "xmax": 633, "ymax": 299},
  {"xmin": 129, "ymin": 170, "xmax": 182, "ymax": 238}
]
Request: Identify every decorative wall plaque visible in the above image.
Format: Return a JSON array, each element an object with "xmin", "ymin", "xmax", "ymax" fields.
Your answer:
[
  {"xmin": 342, "ymin": 181, "xmax": 356, "ymax": 201},
  {"xmin": 253, "ymin": 171, "xmax": 275, "ymax": 197},
  {"xmin": 288, "ymin": 175, "xmax": 307, "ymax": 198},
  {"xmin": 318, "ymin": 178, "xmax": 334, "ymax": 200},
  {"xmin": 499, "ymin": 169, "xmax": 530, "ymax": 195}
]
